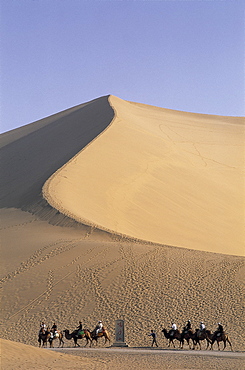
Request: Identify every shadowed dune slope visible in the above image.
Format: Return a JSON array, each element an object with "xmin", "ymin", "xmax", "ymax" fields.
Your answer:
[
  {"xmin": 43, "ymin": 95, "xmax": 244, "ymax": 255},
  {"xmin": 0, "ymin": 95, "xmax": 114, "ymax": 208}
]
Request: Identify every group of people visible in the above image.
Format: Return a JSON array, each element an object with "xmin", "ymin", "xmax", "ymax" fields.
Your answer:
[
  {"xmin": 170, "ymin": 320, "xmax": 224, "ymax": 336},
  {"xmin": 74, "ymin": 320, "xmax": 104, "ymax": 337},
  {"xmin": 148, "ymin": 320, "xmax": 224, "ymax": 347},
  {"xmin": 39, "ymin": 320, "xmax": 104, "ymax": 338},
  {"xmin": 39, "ymin": 321, "xmax": 59, "ymax": 339}
]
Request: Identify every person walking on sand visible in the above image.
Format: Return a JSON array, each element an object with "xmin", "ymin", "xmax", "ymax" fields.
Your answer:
[{"xmin": 148, "ymin": 329, "xmax": 158, "ymax": 347}]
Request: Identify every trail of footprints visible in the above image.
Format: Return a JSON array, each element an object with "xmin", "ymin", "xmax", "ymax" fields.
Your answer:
[{"xmin": 2, "ymin": 237, "xmax": 244, "ymax": 350}]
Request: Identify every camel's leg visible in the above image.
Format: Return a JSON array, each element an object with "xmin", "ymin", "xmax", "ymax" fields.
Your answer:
[
  {"xmin": 217, "ymin": 341, "xmax": 220, "ymax": 350},
  {"xmin": 227, "ymin": 338, "xmax": 233, "ymax": 351},
  {"xmin": 222, "ymin": 340, "xmax": 226, "ymax": 351}
]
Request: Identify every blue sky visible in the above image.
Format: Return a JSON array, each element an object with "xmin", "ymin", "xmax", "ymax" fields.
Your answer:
[{"xmin": 1, "ymin": 0, "xmax": 244, "ymax": 133}]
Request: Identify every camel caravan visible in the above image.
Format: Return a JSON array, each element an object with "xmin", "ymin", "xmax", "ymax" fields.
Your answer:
[
  {"xmin": 38, "ymin": 319, "xmax": 232, "ymax": 351},
  {"xmin": 38, "ymin": 320, "xmax": 110, "ymax": 348},
  {"xmin": 161, "ymin": 321, "xmax": 233, "ymax": 351}
]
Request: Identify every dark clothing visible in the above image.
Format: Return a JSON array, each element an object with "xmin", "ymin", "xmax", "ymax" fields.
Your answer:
[
  {"xmin": 77, "ymin": 323, "xmax": 83, "ymax": 331},
  {"xmin": 51, "ymin": 324, "xmax": 57, "ymax": 331},
  {"xmin": 148, "ymin": 332, "xmax": 158, "ymax": 347},
  {"xmin": 218, "ymin": 324, "xmax": 224, "ymax": 333},
  {"xmin": 183, "ymin": 322, "xmax": 191, "ymax": 332},
  {"xmin": 186, "ymin": 322, "xmax": 191, "ymax": 330},
  {"xmin": 75, "ymin": 323, "xmax": 83, "ymax": 337}
]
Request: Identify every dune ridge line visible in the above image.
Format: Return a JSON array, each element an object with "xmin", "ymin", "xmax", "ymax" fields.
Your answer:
[{"xmin": 42, "ymin": 95, "xmax": 244, "ymax": 256}]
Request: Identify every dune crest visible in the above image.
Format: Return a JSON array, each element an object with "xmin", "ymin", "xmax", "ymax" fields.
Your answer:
[{"xmin": 43, "ymin": 95, "xmax": 244, "ymax": 255}]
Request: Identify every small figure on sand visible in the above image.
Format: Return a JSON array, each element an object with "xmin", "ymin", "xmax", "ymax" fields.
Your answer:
[{"xmin": 148, "ymin": 329, "xmax": 158, "ymax": 347}]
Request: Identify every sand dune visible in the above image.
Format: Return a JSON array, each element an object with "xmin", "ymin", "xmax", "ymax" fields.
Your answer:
[
  {"xmin": 0, "ymin": 96, "xmax": 244, "ymax": 368},
  {"xmin": 0, "ymin": 96, "xmax": 114, "ymax": 208},
  {"xmin": 43, "ymin": 95, "xmax": 244, "ymax": 255}
]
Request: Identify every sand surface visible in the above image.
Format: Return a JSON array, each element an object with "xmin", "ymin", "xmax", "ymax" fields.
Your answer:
[
  {"xmin": 43, "ymin": 95, "xmax": 244, "ymax": 255},
  {"xmin": 1, "ymin": 339, "xmax": 244, "ymax": 370},
  {"xmin": 0, "ymin": 95, "xmax": 244, "ymax": 369}
]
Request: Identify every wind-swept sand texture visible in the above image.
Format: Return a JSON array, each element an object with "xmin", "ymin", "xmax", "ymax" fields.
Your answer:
[
  {"xmin": 0, "ymin": 96, "xmax": 244, "ymax": 369},
  {"xmin": 43, "ymin": 95, "xmax": 244, "ymax": 255}
]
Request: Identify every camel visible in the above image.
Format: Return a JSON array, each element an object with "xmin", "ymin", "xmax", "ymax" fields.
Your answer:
[
  {"xmin": 161, "ymin": 328, "xmax": 183, "ymax": 348},
  {"xmin": 63, "ymin": 329, "xmax": 92, "ymax": 347},
  {"xmin": 210, "ymin": 332, "xmax": 233, "ymax": 351},
  {"xmin": 38, "ymin": 329, "xmax": 50, "ymax": 348},
  {"xmin": 90, "ymin": 328, "xmax": 111, "ymax": 346},
  {"xmin": 181, "ymin": 329, "xmax": 195, "ymax": 349},
  {"xmin": 48, "ymin": 330, "xmax": 64, "ymax": 348},
  {"xmin": 193, "ymin": 329, "xmax": 212, "ymax": 350}
]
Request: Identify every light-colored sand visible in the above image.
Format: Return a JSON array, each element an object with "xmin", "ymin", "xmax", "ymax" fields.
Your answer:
[
  {"xmin": 43, "ymin": 96, "xmax": 244, "ymax": 255},
  {"xmin": 0, "ymin": 338, "xmax": 104, "ymax": 369},
  {"xmin": 0, "ymin": 96, "xmax": 244, "ymax": 369},
  {"xmin": 1, "ymin": 339, "xmax": 245, "ymax": 370}
]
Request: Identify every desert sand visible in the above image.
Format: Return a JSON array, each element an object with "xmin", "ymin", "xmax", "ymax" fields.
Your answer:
[{"xmin": 0, "ymin": 95, "xmax": 244, "ymax": 369}]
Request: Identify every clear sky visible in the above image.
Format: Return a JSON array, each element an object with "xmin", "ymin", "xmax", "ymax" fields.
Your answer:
[{"xmin": 1, "ymin": 0, "xmax": 244, "ymax": 133}]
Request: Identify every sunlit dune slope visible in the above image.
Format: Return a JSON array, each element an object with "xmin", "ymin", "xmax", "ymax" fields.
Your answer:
[{"xmin": 43, "ymin": 96, "xmax": 244, "ymax": 255}]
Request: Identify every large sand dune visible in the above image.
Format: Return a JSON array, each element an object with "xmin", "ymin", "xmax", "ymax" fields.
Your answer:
[
  {"xmin": 43, "ymin": 95, "xmax": 244, "ymax": 255},
  {"xmin": 0, "ymin": 96, "xmax": 244, "ymax": 368}
]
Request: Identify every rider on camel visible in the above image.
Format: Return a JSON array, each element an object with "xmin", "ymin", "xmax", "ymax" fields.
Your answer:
[
  {"xmin": 183, "ymin": 319, "xmax": 191, "ymax": 332},
  {"xmin": 213, "ymin": 323, "xmax": 224, "ymax": 339},
  {"xmin": 51, "ymin": 322, "xmax": 58, "ymax": 338},
  {"xmin": 199, "ymin": 322, "xmax": 205, "ymax": 331},
  {"xmin": 95, "ymin": 321, "xmax": 103, "ymax": 336},
  {"xmin": 170, "ymin": 322, "xmax": 177, "ymax": 337},
  {"xmin": 75, "ymin": 321, "xmax": 83, "ymax": 337},
  {"xmin": 39, "ymin": 321, "xmax": 46, "ymax": 333}
]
